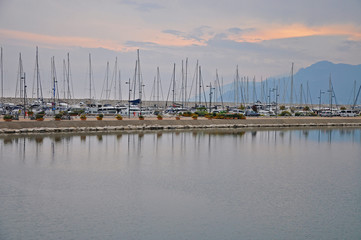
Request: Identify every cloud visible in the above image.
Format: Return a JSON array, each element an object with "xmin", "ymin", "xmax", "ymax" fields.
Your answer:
[
  {"xmin": 162, "ymin": 29, "xmax": 184, "ymax": 37},
  {"xmin": 125, "ymin": 41, "xmax": 160, "ymax": 48},
  {"xmin": 0, "ymin": 28, "xmax": 131, "ymax": 51},
  {"xmin": 119, "ymin": 0, "xmax": 163, "ymax": 12},
  {"xmin": 227, "ymin": 27, "xmax": 256, "ymax": 35},
  {"xmin": 226, "ymin": 24, "xmax": 361, "ymax": 43}
]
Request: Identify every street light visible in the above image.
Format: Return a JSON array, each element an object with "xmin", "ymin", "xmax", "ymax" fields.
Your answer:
[
  {"xmin": 318, "ymin": 90, "xmax": 325, "ymax": 115},
  {"xmin": 207, "ymin": 83, "xmax": 215, "ymax": 114},
  {"xmin": 269, "ymin": 88, "xmax": 277, "ymax": 116},
  {"xmin": 21, "ymin": 73, "xmax": 26, "ymax": 119},
  {"xmin": 125, "ymin": 80, "xmax": 131, "ymax": 118},
  {"xmin": 328, "ymin": 89, "xmax": 334, "ymax": 115}
]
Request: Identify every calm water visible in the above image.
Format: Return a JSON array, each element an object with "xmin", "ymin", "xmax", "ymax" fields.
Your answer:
[{"xmin": 1, "ymin": 128, "xmax": 361, "ymax": 240}]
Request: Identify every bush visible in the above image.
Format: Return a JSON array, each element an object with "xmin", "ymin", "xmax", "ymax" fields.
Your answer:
[
  {"xmin": 3, "ymin": 115, "xmax": 13, "ymax": 120},
  {"xmin": 213, "ymin": 113, "xmax": 246, "ymax": 119},
  {"xmin": 97, "ymin": 113, "xmax": 104, "ymax": 118},
  {"xmin": 303, "ymin": 106, "xmax": 310, "ymax": 111},
  {"xmin": 194, "ymin": 110, "xmax": 207, "ymax": 116},
  {"xmin": 181, "ymin": 111, "xmax": 192, "ymax": 117},
  {"xmin": 54, "ymin": 113, "xmax": 63, "ymax": 119},
  {"xmin": 35, "ymin": 113, "xmax": 45, "ymax": 119},
  {"xmin": 279, "ymin": 111, "xmax": 292, "ymax": 116}
]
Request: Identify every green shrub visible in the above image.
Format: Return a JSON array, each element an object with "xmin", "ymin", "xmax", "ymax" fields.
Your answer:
[
  {"xmin": 3, "ymin": 115, "xmax": 13, "ymax": 120},
  {"xmin": 54, "ymin": 113, "xmax": 63, "ymax": 119},
  {"xmin": 279, "ymin": 111, "xmax": 292, "ymax": 116}
]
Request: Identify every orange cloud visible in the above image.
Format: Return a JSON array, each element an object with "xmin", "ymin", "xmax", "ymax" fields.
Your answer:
[
  {"xmin": 0, "ymin": 28, "xmax": 134, "ymax": 51},
  {"xmin": 228, "ymin": 24, "xmax": 361, "ymax": 42},
  {"xmin": 0, "ymin": 28, "xmax": 204, "ymax": 51}
]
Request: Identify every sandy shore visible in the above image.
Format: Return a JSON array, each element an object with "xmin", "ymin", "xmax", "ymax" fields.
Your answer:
[{"xmin": 0, "ymin": 116, "xmax": 361, "ymax": 134}]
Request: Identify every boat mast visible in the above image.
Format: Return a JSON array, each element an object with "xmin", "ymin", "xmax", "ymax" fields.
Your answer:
[
  {"xmin": 118, "ymin": 70, "xmax": 121, "ymax": 101},
  {"xmin": 36, "ymin": 47, "xmax": 43, "ymax": 101},
  {"xmin": 137, "ymin": 49, "xmax": 142, "ymax": 101},
  {"xmin": 290, "ymin": 62, "xmax": 294, "ymax": 107},
  {"xmin": 181, "ymin": 60, "xmax": 184, "ymax": 107},
  {"xmin": 216, "ymin": 69, "xmax": 224, "ymax": 109},
  {"xmin": 62, "ymin": 59, "xmax": 66, "ymax": 99},
  {"xmin": 106, "ymin": 61, "xmax": 109, "ymax": 100},
  {"xmin": 113, "ymin": 57, "xmax": 118, "ymax": 100},
  {"xmin": 0, "ymin": 47, "xmax": 3, "ymax": 101},
  {"xmin": 89, "ymin": 54, "xmax": 92, "ymax": 100},
  {"xmin": 66, "ymin": 53, "xmax": 72, "ymax": 100},
  {"xmin": 172, "ymin": 63, "xmax": 176, "ymax": 105},
  {"xmin": 185, "ymin": 58, "xmax": 188, "ymax": 107},
  {"xmin": 51, "ymin": 56, "xmax": 59, "ymax": 111},
  {"xmin": 329, "ymin": 74, "xmax": 333, "ymax": 114},
  {"xmin": 199, "ymin": 65, "xmax": 202, "ymax": 106},
  {"xmin": 195, "ymin": 60, "xmax": 199, "ymax": 107},
  {"xmin": 236, "ymin": 66, "xmax": 240, "ymax": 106},
  {"xmin": 253, "ymin": 76, "xmax": 256, "ymax": 104},
  {"xmin": 157, "ymin": 66, "xmax": 160, "ymax": 104},
  {"xmin": 353, "ymin": 80, "xmax": 357, "ymax": 104},
  {"xmin": 16, "ymin": 53, "xmax": 24, "ymax": 98}
]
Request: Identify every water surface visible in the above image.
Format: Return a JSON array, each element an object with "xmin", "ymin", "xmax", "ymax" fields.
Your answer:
[{"xmin": 1, "ymin": 128, "xmax": 361, "ymax": 240}]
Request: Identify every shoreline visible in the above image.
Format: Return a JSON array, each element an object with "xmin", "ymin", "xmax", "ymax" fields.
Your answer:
[{"xmin": 1, "ymin": 116, "xmax": 361, "ymax": 134}]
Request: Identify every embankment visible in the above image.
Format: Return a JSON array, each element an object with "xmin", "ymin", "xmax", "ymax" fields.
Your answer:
[{"xmin": 1, "ymin": 117, "xmax": 361, "ymax": 134}]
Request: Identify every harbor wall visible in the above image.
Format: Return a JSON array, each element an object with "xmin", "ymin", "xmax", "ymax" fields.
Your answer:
[{"xmin": 1, "ymin": 117, "xmax": 361, "ymax": 134}]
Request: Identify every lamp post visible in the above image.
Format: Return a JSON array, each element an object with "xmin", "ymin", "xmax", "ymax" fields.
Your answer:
[
  {"xmin": 21, "ymin": 73, "xmax": 26, "ymax": 119},
  {"xmin": 141, "ymin": 84, "xmax": 145, "ymax": 116},
  {"xmin": 273, "ymin": 87, "xmax": 279, "ymax": 117},
  {"xmin": 328, "ymin": 89, "xmax": 334, "ymax": 116},
  {"xmin": 207, "ymin": 83, "xmax": 215, "ymax": 114},
  {"xmin": 268, "ymin": 88, "xmax": 277, "ymax": 115},
  {"xmin": 125, "ymin": 80, "xmax": 131, "ymax": 118},
  {"xmin": 318, "ymin": 90, "xmax": 325, "ymax": 115},
  {"xmin": 268, "ymin": 88, "xmax": 272, "ymax": 114}
]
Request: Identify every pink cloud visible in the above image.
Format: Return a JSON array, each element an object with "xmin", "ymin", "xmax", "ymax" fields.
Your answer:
[
  {"xmin": 228, "ymin": 24, "xmax": 361, "ymax": 42},
  {"xmin": 0, "ymin": 28, "xmax": 133, "ymax": 51}
]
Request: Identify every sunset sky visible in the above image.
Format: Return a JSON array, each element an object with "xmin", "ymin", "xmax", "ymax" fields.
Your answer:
[{"xmin": 1, "ymin": 0, "xmax": 360, "ymax": 99}]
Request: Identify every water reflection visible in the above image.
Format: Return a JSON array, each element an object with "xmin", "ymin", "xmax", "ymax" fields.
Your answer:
[
  {"xmin": 0, "ymin": 128, "xmax": 360, "ymax": 168},
  {"xmin": 0, "ymin": 128, "xmax": 361, "ymax": 240}
]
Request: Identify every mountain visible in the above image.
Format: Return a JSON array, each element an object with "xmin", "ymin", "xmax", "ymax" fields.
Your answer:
[{"xmin": 220, "ymin": 61, "xmax": 361, "ymax": 105}]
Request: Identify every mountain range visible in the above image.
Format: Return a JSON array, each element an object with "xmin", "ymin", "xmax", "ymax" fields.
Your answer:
[{"xmin": 219, "ymin": 61, "xmax": 361, "ymax": 106}]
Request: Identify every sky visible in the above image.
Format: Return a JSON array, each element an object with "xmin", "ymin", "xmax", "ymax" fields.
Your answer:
[{"xmin": 0, "ymin": 0, "xmax": 361, "ymax": 100}]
